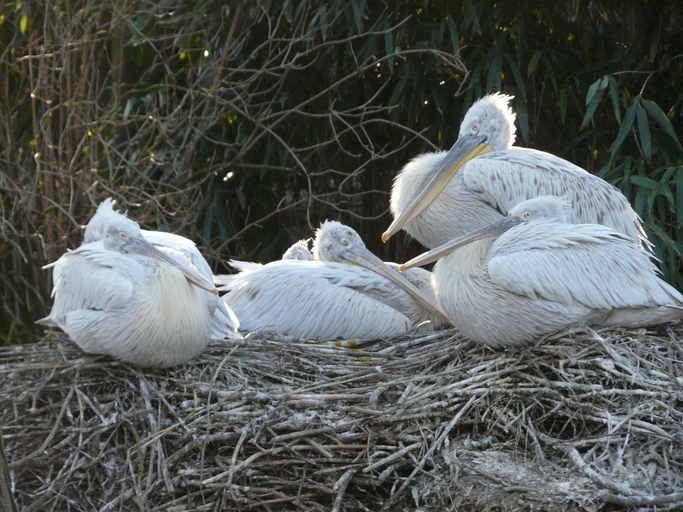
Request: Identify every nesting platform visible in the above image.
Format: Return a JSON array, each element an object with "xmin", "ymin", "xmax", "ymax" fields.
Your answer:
[{"xmin": 1, "ymin": 325, "xmax": 682, "ymax": 511}]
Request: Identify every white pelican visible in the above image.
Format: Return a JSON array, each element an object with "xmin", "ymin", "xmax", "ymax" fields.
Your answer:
[
  {"xmin": 38, "ymin": 199, "xmax": 240, "ymax": 367},
  {"xmin": 226, "ymin": 238, "xmax": 313, "ymax": 274},
  {"xmin": 400, "ymin": 196, "xmax": 683, "ymax": 347},
  {"xmin": 281, "ymin": 238, "xmax": 313, "ymax": 260},
  {"xmin": 217, "ymin": 221, "xmax": 449, "ymax": 340},
  {"xmin": 382, "ymin": 93, "xmax": 648, "ymax": 250},
  {"xmin": 81, "ymin": 199, "xmax": 239, "ymax": 340}
]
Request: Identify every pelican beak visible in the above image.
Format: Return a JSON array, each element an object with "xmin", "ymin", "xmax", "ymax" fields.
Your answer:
[
  {"xmin": 343, "ymin": 245, "xmax": 450, "ymax": 323},
  {"xmin": 130, "ymin": 237, "xmax": 219, "ymax": 295},
  {"xmin": 381, "ymin": 134, "xmax": 492, "ymax": 243},
  {"xmin": 399, "ymin": 216, "xmax": 522, "ymax": 270}
]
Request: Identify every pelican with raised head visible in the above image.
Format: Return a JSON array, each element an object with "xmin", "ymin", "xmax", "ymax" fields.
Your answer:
[
  {"xmin": 38, "ymin": 199, "xmax": 240, "ymax": 367},
  {"xmin": 217, "ymin": 221, "xmax": 449, "ymax": 340},
  {"xmin": 400, "ymin": 196, "xmax": 682, "ymax": 347},
  {"xmin": 382, "ymin": 93, "xmax": 648, "ymax": 251}
]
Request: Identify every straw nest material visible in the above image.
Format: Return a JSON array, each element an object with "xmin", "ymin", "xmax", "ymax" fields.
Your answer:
[{"xmin": 1, "ymin": 324, "xmax": 682, "ymax": 511}]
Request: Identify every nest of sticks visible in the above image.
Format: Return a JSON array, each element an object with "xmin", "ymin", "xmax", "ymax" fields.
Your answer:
[{"xmin": 1, "ymin": 324, "xmax": 682, "ymax": 511}]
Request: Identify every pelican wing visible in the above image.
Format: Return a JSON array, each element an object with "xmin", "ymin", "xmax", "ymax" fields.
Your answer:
[
  {"xmin": 228, "ymin": 259, "xmax": 264, "ymax": 272},
  {"xmin": 41, "ymin": 244, "xmax": 138, "ymax": 327},
  {"xmin": 140, "ymin": 232, "xmax": 243, "ymax": 334},
  {"xmin": 462, "ymin": 147, "xmax": 648, "ymax": 247},
  {"xmin": 142, "ymin": 229, "xmax": 213, "ymax": 281},
  {"xmin": 487, "ymin": 222, "xmax": 681, "ymax": 310},
  {"xmin": 221, "ymin": 260, "xmax": 412, "ymax": 340}
]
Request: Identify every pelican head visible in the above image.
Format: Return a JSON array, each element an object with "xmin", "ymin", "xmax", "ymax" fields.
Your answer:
[
  {"xmin": 313, "ymin": 220, "xmax": 448, "ymax": 321},
  {"xmin": 312, "ymin": 221, "xmax": 364, "ymax": 263},
  {"xmin": 400, "ymin": 195, "xmax": 571, "ymax": 271},
  {"xmin": 103, "ymin": 221, "xmax": 219, "ymax": 295},
  {"xmin": 83, "ymin": 198, "xmax": 128, "ymax": 243},
  {"xmin": 282, "ymin": 238, "xmax": 313, "ymax": 260},
  {"xmin": 382, "ymin": 93, "xmax": 516, "ymax": 243},
  {"xmin": 459, "ymin": 93, "xmax": 516, "ymax": 152},
  {"xmin": 507, "ymin": 195, "xmax": 571, "ymax": 223}
]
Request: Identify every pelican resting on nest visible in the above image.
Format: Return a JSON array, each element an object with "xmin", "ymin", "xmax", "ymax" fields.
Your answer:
[
  {"xmin": 383, "ymin": 93, "xmax": 649, "ymax": 252},
  {"xmin": 38, "ymin": 199, "xmax": 240, "ymax": 367},
  {"xmin": 216, "ymin": 221, "xmax": 449, "ymax": 340},
  {"xmin": 227, "ymin": 238, "xmax": 313, "ymax": 274},
  {"xmin": 400, "ymin": 196, "xmax": 683, "ymax": 347}
]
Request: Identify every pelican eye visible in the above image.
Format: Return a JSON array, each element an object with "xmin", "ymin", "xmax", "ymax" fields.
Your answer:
[
  {"xmin": 340, "ymin": 238, "xmax": 350, "ymax": 247},
  {"xmin": 119, "ymin": 230, "xmax": 129, "ymax": 240}
]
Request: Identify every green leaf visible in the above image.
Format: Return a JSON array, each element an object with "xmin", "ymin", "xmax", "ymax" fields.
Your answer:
[
  {"xmin": 351, "ymin": 0, "xmax": 365, "ymax": 32},
  {"xmin": 542, "ymin": 58, "xmax": 558, "ymax": 93},
  {"xmin": 609, "ymin": 103, "xmax": 637, "ymax": 156},
  {"xmin": 580, "ymin": 84, "xmax": 605, "ymax": 131},
  {"xmin": 584, "ymin": 77, "xmax": 602, "ymax": 107},
  {"xmin": 504, "ymin": 54, "xmax": 526, "ymax": 101},
  {"xmin": 634, "ymin": 187, "xmax": 648, "ymax": 219},
  {"xmin": 659, "ymin": 166, "xmax": 679, "ymax": 183},
  {"xmin": 527, "ymin": 50, "xmax": 542, "ymax": 76},
  {"xmin": 630, "ymin": 175, "xmax": 657, "ymax": 190},
  {"xmin": 431, "ymin": 19, "xmax": 445, "ymax": 48},
  {"xmin": 677, "ymin": 168, "xmax": 683, "ymax": 225},
  {"xmin": 655, "ymin": 180, "xmax": 674, "ymax": 206},
  {"xmin": 123, "ymin": 98, "xmax": 134, "ymax": 120},
  {"xmin": 431, "ymin": 87, "xmax": 447, "ymax": 116},
  {"xmin": 389, "ymin": 71, "xmax": 410, "ymax": 106},
  {"xmin": 284, "ymin": 0, "xmax": 294, "ymax": 23},
  {"xmin": 635, "ymin": 101, "xmax": 652, "ymax": 159},
  {"xmin": 559, "ymin": 89, "xmax": 567, "ymax": 125},
  {"xmin": 19, "ymin": 13, "xmax": 27, "ymax": 34},
  {"xmin": 642, "ymin": 99, "xmax": 683, "ymax": 150},
  {"xmin": 620, "ymin": 156, "xmax": 633, "ymax": 195},
  {"xmin": 319, "ymin": 5, "xmax": 328, "ymax": 41},
  {"xmin": 384, "ymin": 22, "xmax": 394, "ymax": 71},
  {"xmin": 649, "ymin": 224, "xmax": 681, "ymax": 256},
  {"xmin": 447, "ymin": 17, "xmax": 459, "ymax": 51},
  {"xmin": 607, "ymin": 75, "xmax": 621, "ymax": 124},
  {"xmin": 486, "ymin": 54, "xmax": 502, "ymax": 91},
  {"xmin": 126, "ymin": 18, "xmax": 146, "ymax": 45},
  {"xmin": 516, "ymin": 101, "xmax": 529, "ymax": 143}
]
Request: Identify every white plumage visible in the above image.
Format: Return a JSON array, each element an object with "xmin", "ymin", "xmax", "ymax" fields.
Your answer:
[
  {"xmin": 384, "ymin": 93, "xmax": 649, "ymax": 250},
  {"xmin": 402, "ymin": 196, "xmax": 682, "ymax": 347},
  {"xmin": 217, "ymin": 221, "xmax": 448, "ymax": 340},
  {"xmin": 38, "ymin": 199, "xmax": 239, "ymax": 367},
  {"xmin": 281, "ymin": 238, "xmax": 313, "ymax": 261},
  {"xmin": 227, "ymin": 238, "xmax": 313, "ymax": 273}
]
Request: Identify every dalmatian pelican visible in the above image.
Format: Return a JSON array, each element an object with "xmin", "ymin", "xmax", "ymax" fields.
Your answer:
[
  {"xmin": 382, "ymin": 93, "xmax": 649, "ymax": 251},
  {"xmin": 217, "ymin": 221, "xmax": 449, "ymax": 340},
  {"xmin": 400, "ymin": 196, "xmax": 682, "ymax": 347},
  {"xmin": 38, "ymin": 199, "xmax": 240, "ymax": 367}
]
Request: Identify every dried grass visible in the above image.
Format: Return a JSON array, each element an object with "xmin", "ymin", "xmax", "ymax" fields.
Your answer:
[{"xmin": 1, "ymin": 324, "xmax": 682, "ymax": 511}]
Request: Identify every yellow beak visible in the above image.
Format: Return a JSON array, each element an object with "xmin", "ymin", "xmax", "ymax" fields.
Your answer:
[
  {"xmin": 382, "ymin": 134, "xmax": 492, "ymax": 243},
  {"xmin": 399, "ymin": 216, "xmax": 522, "ymax": 270}
]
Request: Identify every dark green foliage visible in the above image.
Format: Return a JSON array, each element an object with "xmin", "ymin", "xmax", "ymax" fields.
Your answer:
[{"xmin": 1, "ymin": 1, "xmax": 681, "ymax": 344}]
